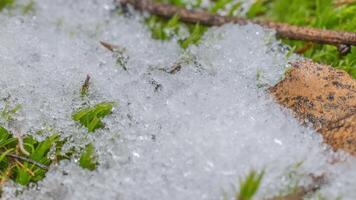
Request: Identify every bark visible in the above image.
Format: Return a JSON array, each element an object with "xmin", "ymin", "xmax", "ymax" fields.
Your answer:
[{"xmin": 119, "ymin": 0, "xmax": 356, "ymax": 46}]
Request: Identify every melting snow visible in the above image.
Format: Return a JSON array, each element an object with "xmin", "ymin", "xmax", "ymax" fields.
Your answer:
[{"xmin": 0, "ymin": 0, "xmax": 355, "ymax": 199}]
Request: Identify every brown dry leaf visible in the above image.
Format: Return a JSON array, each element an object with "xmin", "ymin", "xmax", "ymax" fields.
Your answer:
[{"xmin": 269, "ymin": 61, "xmax": 356, "ymax": 155}]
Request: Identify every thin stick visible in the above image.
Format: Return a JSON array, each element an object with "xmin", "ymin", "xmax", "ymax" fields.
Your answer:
[
  {"xmin": 119, "ymin": 0, "xmax": 356, "ymax": 46},
  {"xmin": 7, "ymin": 154, "xmax": 49, "ymax": 170},
  {"xmin": 100, "ymin": 41, "xmax": 117, "ymax": 52}
]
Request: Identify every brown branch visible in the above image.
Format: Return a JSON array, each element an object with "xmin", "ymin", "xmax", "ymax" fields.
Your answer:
[{"xmin": 119, "ymin": 0, "xmax": 356, "ymax": 46}]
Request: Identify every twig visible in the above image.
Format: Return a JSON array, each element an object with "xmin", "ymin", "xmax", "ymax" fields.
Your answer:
[
  {"xmin": 100, "ymin": 41, "xmax": 129, "ymax": 71},
  {"xmin": 100, "ymin": 41, "xmax": 118, "ymax": 52},
  {"xmin": 81, "ymin": 74, "xmax": 91, "ymax": 97},
  {"xmin": 7, "ymin": 153, "xmax": 49, "ymax": 170},
  {"xmin": 119, "ymin": 0, "xmax": 356, "ymax": 46}
]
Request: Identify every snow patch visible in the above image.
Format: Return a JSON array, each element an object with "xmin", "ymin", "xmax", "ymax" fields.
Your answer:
[{"xmin": 0, "ymin": 0, "xmax": 355, "ymax": 199}]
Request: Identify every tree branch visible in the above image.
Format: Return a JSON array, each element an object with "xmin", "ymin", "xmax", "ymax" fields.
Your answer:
[{"xmin": 119, "ymin": 0, "xmax": 356, "ymax": 47}]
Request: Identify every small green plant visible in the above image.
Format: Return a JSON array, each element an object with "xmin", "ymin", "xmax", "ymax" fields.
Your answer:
[
  {"xmin": 0, "ymin": 95, "xmax": 104, "ymax": 186},
  {"xmin": 79, "ymin": 143, "xmax": 98, "ymax": 171},
  {"xmin": 21, "ymin": 0, "xmax": 34, "ymax": 14},
  {"xmin": 72, "ymin": 102, "xmax": 114, "ymax": 132},
  {"xmin": 236, "ymin": 170, "xmax": 264, "ymax": 200},
  {"xmin": 0, "ymin": 126, "xmax": 63, "ymax": 186},
  {"xmin": 146, "ymin": 0, "xmax": 242, "ymax": 49},
  {"xmin": 210, "ymin": 0, "xmax": 232, "ymax": 13},
  {"xmin": 146, "ymin": 14, "xmax": 181, "ymax": 41},
  {"xmin": 0, "ymin": 0, "xmax": 14, "ymax": 11},
  {"xmin": 179, "ymin": 23, "xmax": 207, "ymax": 49},
  {"xmin": 1, "ymin": 102, "xmax": 21, "ymax": 122},
  {"xmin": 246, "ymin": 0, "xmax": 268, "ymax": 19},
  {"xmin": 155, "ymin": 0, "xmax": 185, "ymax": 7}
]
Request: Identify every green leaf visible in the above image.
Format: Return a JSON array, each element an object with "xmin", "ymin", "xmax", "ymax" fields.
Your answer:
[
  {"xmin": 15, "ymin": 166, "xmax": 31, "ymax": 186},
  {"xmin": 246, "ymin": 0, "xmax": 268, "ymax": 19},
  {"xmin": 228, "ymin": 2, "xmax": 242, "ymax": 17},
  {"xmin": 22, "ymin": 0, "xmax": 35, "ymax": 14},
  {"xmin": 0, "ymin": 126, "xmax": 17, "ymax": 149},
  {"xmin": 1, "ymin": 103, "xmax": 21, "ymax": 122},
  {"xmin": 210, "ymin": 0, "xmax": 232, "ymax": 14},
  {"xmin": 0, "ymin": 126, "xmax": 75, "ymax": 186},
  {"xmin": 0, "ymin": 149, "xmax": 13, "ymax": 163},
  {"xmin": 179, "ymin": 23, "xmax": 206, "ymax": 49},
  {"xmin": 72, "ymin": 102, "xmax": 114, "ymax": 132},
  {"xmin": 79, "ymin": 143, "xmax": 98, "ymax": 171},
  {"xmin": 30, "ymin": 134, "xmax": 59, "ymax": 162}
]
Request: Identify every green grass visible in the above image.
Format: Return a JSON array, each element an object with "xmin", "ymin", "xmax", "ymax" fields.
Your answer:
[
  {"xmin": 72, "ymin": 102, "xmax": 114, "ymax": 132},
  {"xmin": 0, "ymin": 126, "xmax": 61, "ymax": 185},
  {"xmin": 79, "ymin": 143, "xmax": 98, "ymax": 171},
  {"xmin": 1, "ymin": 102, "xmax": 21, "ymax": 122},
  {"xmin": 246, "ymin": 0, "xmax": 356, "ymax": 78},
  {"xmin": 0, "ymin": 125, "xmax": 100, "ymax": 186},
  {"xmin": 179, "ymin": 23, "xmax": 207, "ymax": 49},
  {"xmin": 0, "ymin": 0, "xmax": 14, "ymax": 11},
  {"xmin": 236, "ymin": 170, "xmax": 264, "ymax": 200},
  {"xmin": 0, "ymin": 97, "xmax": 104, "ymax": 187},
  {"xmin": 145, "ymin": 14, "xmax": 207, "ymax": 49},
  {"xmin": 0, "ymin": 0, "xmax": 35, "ymax": 14},
  {"xmin": 146, "ymin": 0, "xmax": 240, "ymax": 49}
]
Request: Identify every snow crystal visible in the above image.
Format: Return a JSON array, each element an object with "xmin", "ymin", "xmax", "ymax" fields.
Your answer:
[{"xmin": 0, "ymin": 0, "xmax": 355, "ymax": 200}]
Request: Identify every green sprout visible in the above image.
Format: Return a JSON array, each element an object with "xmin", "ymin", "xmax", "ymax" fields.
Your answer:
[
  {"xmin": 179, "ymin": 23, "xmax": 207, "ymax": 49},
  {"xmin": 0, "ymin": 126, "xmax": 62, "ymax": 186},
  {"xmin": 21, "ymin": 0, "xmax": 34, "ymax": 14},
  {"xmin": 72, "ymin": 102, "xmax": 115, "ymax": 132},
  {"xmin": 79, "ymin": 143, "xmax": 98, "ymax": 171},
  {"xmin": 1, "ymin": 102, "xmax": 21, "ymax": 122},
  {"xmin": 236, "ymin": 170, "xmax": 264, "ymax": 200}
]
